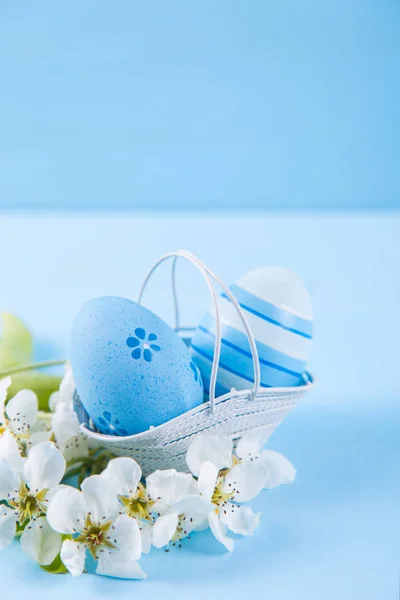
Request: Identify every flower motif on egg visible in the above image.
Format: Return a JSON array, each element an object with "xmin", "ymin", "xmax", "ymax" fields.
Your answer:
[
  {"xmin": 71, "ymin": 296, "xmax": 204, "ymax": 436},
  {"xmin": 126, "ymin": 328, "xmax": 161, "ymax": 363},
  {"xmin": 97, "ymin": 411, "xmax": 128, "ymax": 436}
]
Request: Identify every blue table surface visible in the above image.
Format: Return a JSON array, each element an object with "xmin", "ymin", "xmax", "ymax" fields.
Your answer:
[
  {"xmin": 1, "ymin": 395, "xmax": 399, "ymax": 599},
  {"xmin": 1, "ymin": 213, "xmax": 399, "ymax": 598}
]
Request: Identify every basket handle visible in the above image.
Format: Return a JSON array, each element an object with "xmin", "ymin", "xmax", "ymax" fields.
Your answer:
[
  {"xmin": 138, "ymin": 250, "xmax": 261, "ymax": 413},
  {"xmin": 172, "ymin": 251, "xmax": 261, "ymax": 404}
]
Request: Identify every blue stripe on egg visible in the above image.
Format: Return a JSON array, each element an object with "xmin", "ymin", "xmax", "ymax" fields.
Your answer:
[
  {"xmin": 190, "ymin": 267, "xmax": 312, "ymax": 396},
  {"xmin": 191, "ymin": 343, "xmax": 273, "ymax": 387},
  {"xmin": 198, "ymin": 371, "xmax": 231, "ymax": 397},
  {"xmin": 222, "ymin": 284, "xmax": 312, "ymax": 338},
  {"xmin": 215, "ymin": 297, "xmax": 311, "ymax": 361},
  {"xmin": 191, "ymin": 347, "xmax": 263, "ymax": 393},
  {"xmin": 192, "ymin": 322, "xmax": 302, "ymax": 387},
  {"xmin": 200, "ymin": 312, "xmax": 305, "ymax": 376},
  {"xmin": 194, "ymin": 328, "xmax": 301, "ymax": 387},
  {"xmin": 191, "ymin": 313, "xmax": 306, "ymax": 394}
]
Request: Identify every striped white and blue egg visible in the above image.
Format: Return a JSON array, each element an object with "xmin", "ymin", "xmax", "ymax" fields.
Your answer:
[{"xmin": 191, "ymin": 267, "xmax": 313, "ymax": 397}]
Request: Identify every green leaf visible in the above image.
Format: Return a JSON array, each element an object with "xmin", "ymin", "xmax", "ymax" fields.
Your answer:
[
  {"xmin": 0, "ymin": 312, "xmax": 64, "ymax": 411},
  {"xmin": 40, "ymin": 553, "xmax": 68, "ymax": 574},
  {"xmin": 8, "ymin": 372, "xmax": 62, "ymax": 411},
  {"xmin": 0, "ymin": 313, "xmax": 33, "ymax": 369}
]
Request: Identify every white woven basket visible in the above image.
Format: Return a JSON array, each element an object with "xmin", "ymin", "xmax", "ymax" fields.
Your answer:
[{"xmin": 79, "ymin": 250, "xmax": 314, "ymax": 476}]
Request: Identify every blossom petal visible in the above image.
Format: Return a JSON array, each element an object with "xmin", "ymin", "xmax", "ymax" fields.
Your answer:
[
  {"xmin": 188, "ymin": 477, "xmax": 200, "ymax": 495},
  {"xmin": 30, "ymin": 430, "xmax": 51, "ymax": 446},
  {"xmin": 96, "ymin": 552, "xmax": 146, "ymax": 580},
  {"xmin": 172, "ymin": 494, "xmax": 214, "ymax": 516},
  {"xmin": 31, "ymin": 410, "xmax": 52, "ymax": 434},
  {"xmin": 220, "ymin": 505, "xmax": 261, "ymax": 536},
  {"xmin": 50, "ymin": 366, "xmax": 75, "ymax": 414},
  {"xmin": 259, "ymin": 450, "xmax": 296, "ymax": 489},
  {"xmin": 6, "ymin": 389, "xmax": 38, "ymax": 429},
  {"xmin": 48, "ymin": 391, "xmax": 61, "ymax": 413},
  {"xmin": 192, "ymin": 514, "xmax": 209, "ymax": 532},
  {"xmin": 0, "ymin": 431, "xmax": 23, "ymax": 471},
  {"xmin": 186, "ymin": 435, "xmax": 233, "ymax": 477},
  {"xmin": 60, "ymin": 539, "xmax": 86, "ymax": 577},
  {"xmin": 81, "ymin": 475, "xmax": 120, "ymax": 522},
  {"xmin": 0, "ymin": 376, "xmax": 11, "ymax": 406},
  {"xmin": 235, "ymin": 426, "xmax": 275, "ymax": 459},
  {"xmin": 208, "ymin": 511, "xmax": 233, "ymax": 552},
  {"xmin": 0, "ymin": 377, "xmax": 11, "ymax": 424},
  {"xmin": 52, "ymin": 410, "xmax": 80, "ymax": 448},
  {"xmin": 20, "ymin": 516, "xmax": 62, "ymax": 565},
  {"xmin": 171, "ymin": 495, "xmax": 214, "ymax": 535},
  {"xmin": 224, "ymin": 460, "xmax": 269, "ymax": 502},
  {"xmin": 0, "ymin": 506, "xmax": 18, "ymax": 549},
  {"xmin": 146, "ymin": 469, "xmax": 193, "ymax": 507},
  {"xmin": 101, "ymin": 457, "xmax": 142, "ymax": 496},
  {"xmin": 140, "ymin": 521, "xmax": 152, "ymax": 554},
  {"xmin": 197, "ymin": 461, "xmax": 219, "ymax": 501},
  {"xmin": 0, "ymin": 458, "xmax": 20, "ymax": 499},
  {"xmin": 57, "ymin": 366, "xmax": 76, "ymax": 412},
  {"xmin": 46, "ymin": 485, "xmax": 87, "ymax": 534},
  {"xmin": 112, "ymin": 514, "xmax": 142, "ymax": 560},
  {"xmin": 62, "ymin": 434, "xmax": 89, "ymax": 463},
  {"xmin": 23, "ymin": 442, "xmax": 66, "ymax": 491},
  {"xmin": 152, "ymin": 513, "xmax": 178, "ymax": 548}
]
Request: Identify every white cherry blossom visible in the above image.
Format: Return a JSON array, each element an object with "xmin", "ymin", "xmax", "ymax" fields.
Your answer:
[
  {"xmin": 0, "ymin": 376, "xmax": 297, "ymax": 579},
  {"xmin": 48, "ymin": 365, "xmax": 90, "ymax": 462},
  {"xmin": 20, "ymin": 516, "xmax": 62, "ymax": 566},
  {"xmin": 0, "ymin": 377, "xmax": 38, "ymax": 451},
  {"xmin": 0, "ymin": 434, "xmax": 65, "ymax": 564},
  {"xmin": 48, "ymin": 362, "xmax": 75, "ymax": 413},
  {"xmin": 236, "ymin": 428, "xmax": 296, "ymax": 489},
  {"xmin": 31, "ymin": 400, "xmax": 88, "ymax": 462},
  {"xmin": 100, "ymin": 456, "xmax": 156, "ymax": 553},
  {"xmin": 101, "ymin": 457, "xmax": 152, "ymax": 518},
  {"xmin": 186, "ymin": 434, "xmax": 270, "ymax": 551},
  {"xmin": 47, "ymin": 475, "xmax": 145, "ymax": 579},
  {"xmin": 146, "ymin": 469, "xmax": 213, "ymax": 549}
]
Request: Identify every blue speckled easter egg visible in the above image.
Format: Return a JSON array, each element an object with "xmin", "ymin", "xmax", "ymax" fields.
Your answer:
[
  {"xmin": 70, "ymin": 296, "xmax": 203, "ymax": 436},
  {"xmin": 191, "ymin": 267, "xmax": 313, "ymax": 396}
]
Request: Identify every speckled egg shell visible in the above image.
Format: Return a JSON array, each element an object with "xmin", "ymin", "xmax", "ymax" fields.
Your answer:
[
  {"xmin": 70, "ymin": 296, "xmax": 203, "ymax": 436},
  {"xmin": 191, "ymin": 267, "xmax": 313, "ymax": 395}
]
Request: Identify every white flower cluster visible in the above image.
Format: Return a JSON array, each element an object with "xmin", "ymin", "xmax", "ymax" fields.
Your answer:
[{"xmin": 0, "ymin": 371, "xmax": 296, "ymax": 580}]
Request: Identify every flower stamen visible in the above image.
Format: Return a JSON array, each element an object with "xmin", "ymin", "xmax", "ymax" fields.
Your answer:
[
  {"xmin": 119, "ymin": 482, "xmax": 155, "ymax": 522},
  {"xmin": 211, "ymin": 477, "xmax": 236, "ymax": 508},
  {"xmin": 75, "ymin": 514, "xmax": 116, "ymax": 559},
  {"xmin": 8, "ymin": 482, "xmax": 48, "ymax": 525}
]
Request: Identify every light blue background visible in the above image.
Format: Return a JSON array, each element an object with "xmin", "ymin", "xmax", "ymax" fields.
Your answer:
[
  {"xmin": 1, "ymin": 0, "xmax": 399, "ymax": 211},
  {"xmin": 1, "ymin": 1, "xmax": 400, "ymax": 593},
  {"xmin": 0, "ymin": 213, "xmax": 399, "ymax": 597}
]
